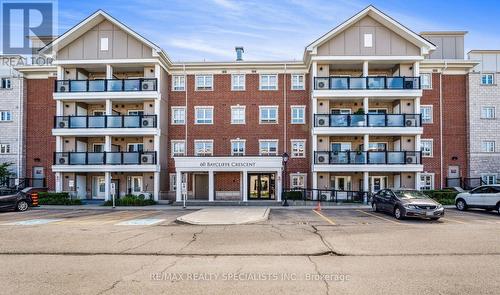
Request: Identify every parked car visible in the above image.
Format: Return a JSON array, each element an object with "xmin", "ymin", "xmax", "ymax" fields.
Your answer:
[
  {"xmin": 455, "ymin": 185, "xmax": 500, "ymax": 214},
  {"xmin": 371, "ymin": 188, "xmax": 444, "ymax": 220},
  {"xmin": 0, "ymin": 189, "xmax": 32, "ymax": 212}
]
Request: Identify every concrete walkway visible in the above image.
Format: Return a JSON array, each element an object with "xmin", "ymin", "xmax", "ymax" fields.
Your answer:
[{"xmin": 176, "ymin": 207, "xmax": 270, "ymax": 225}]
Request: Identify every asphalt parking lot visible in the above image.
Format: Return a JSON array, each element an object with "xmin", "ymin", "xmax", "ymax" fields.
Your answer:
[{"xmin": 0, "ymin": 207, "xmax": 499, "ymax": 294}]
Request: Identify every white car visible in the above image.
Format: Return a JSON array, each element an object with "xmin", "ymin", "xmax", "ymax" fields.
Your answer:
[{"xmin": 455, "ymin": 185, "xmax": 500, "ymax": 214}]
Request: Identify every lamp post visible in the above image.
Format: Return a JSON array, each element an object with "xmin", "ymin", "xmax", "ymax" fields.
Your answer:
[{"xmin": 282, "ymin": 152, "xmax": 289, "ymax": 207}]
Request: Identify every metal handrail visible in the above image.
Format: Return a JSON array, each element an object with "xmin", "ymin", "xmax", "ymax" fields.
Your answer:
[
  {"xmin": 54, "ymin": 115, "xmax": 157, "ymax": 128},
  {"xmin": 314, "ymin": 151, "xmax": 422, "ymax": 165},
  {"xmin": 314, "ymin": 113, "xmax": 422, "ymax": 127},
  {"xmin": 54, "ymin": 78, "xmax": 158, "ymax": 92},
  {"xmin": 53, "ymin": 151, "xmax": 157, "ymax": 165},
  {"xmin": 314, "ymin": 76, "xmax": 421, "ymax": 90}
]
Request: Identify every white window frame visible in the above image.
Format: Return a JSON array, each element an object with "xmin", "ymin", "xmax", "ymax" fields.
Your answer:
[
  {"xmin": 481, "ymin": 174, "xmax": 497, "ymax": 185},
  {"xmin": 363, "ymin": 33, "xmax": 373, "ymax": 48},
  {"xmin": 482, "ymin": 141, "xmax": 495, "ymax": 153},
  {"xmin": 195, "ymin": 74, "xmax": 213, "ymax": 91},
  {"xmin": 481, "ymin": 106, "xmax": 496, "ymax": 119},
  {"xmin": 172, "ymin": 75, "xmax": 186, "ymax": 91},
  {"xmin": 169, "ymin": 173, "xmax": 177, "ymax": 191},
  {"xmin": 0, "ymin": 144, "xmax": 11, "ymax": 154},
  {"xmin": 290, "ymin": 173, "xmax": 307, "ymax": 189},
  {"xmin": 1, "ymin": 78, "xmax": 12, "ymax": 89},
  {"xmin": 127, "ymin": 143, "xmax": 144, "ymax": 152},
  {"xmin": 259, "ymin": 74, "xmax": 278, "ymax": 91},
  {"xmin": 230, "ymin": 139, "xmax": 246, "ymax": 156},
  {"xmin": 0, "ymin": 111, "xmax": 12, "ymax": 122},
  {"xmin": 231, "ymin": 74, "xmax": 245, "ymax": 91},
  {"xmin": 420, "ymin": 73, "xmax": 432, "ymax": 89},
  {"xmin": 259, "ymin": 140, "xmax": 278, "ymax": 156},
  {"xmin": 291, "ymin": 74, "xmax": 305, "ymax": 90},
  {"xmin": 291, "ymin": 139, "xmax": 306, "ymax": 158},
  {"xmin": 171, "ymin": 106, "xmax": 186, "ymax": 125},
  {"xmin": 194, "ymin": 106, "xmax": 214, "ymax": 124},
  {"xmin": 100, "ymin": 37, "xmax": 109, "ymax": 51},
  {"xmin": 420, "ymin": 173, "xmax": 435, "ymax": 190},
  {"xmin": 230, "ymin": 105, "xmax": 246, "ymax": 124},
  {"xmin": 259, "ymin": 106, "xmax": 278, "ymax": 124},
  {"xmin": 127, "ymin": 110, "xmax": 144, "ymax": 116},
  {"xmin": 194, "ymin": 140, "xmax": 214, "ymax": 156},
  {"xmin": 171, "ymin": 140, "xmax": 186, "ymax": 157},
  {"xmin": 421, "ymin": 139, "xmax": 433, "ymax": 157},
  {"xmin": 421, "ymin": 105, "xmax": 433, "ymax": 124},
  {"xmin": 291, "ymin": 105, "xmax": 305, "ymax": 124},
  {"xmin": 481, "ymin": 73, "xmax": 494, "ymax": 85}
]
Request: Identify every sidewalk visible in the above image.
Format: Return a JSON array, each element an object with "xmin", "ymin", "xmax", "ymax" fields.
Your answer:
[{"xmin": 177, "ymin": 208, "xmax": 270, "ymax": 225}]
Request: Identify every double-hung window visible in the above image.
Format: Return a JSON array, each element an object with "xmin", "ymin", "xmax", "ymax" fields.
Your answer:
[
  {"xmin": 420, "ymin": 73, "xmax": 432, "ymax": 89},
  {"xmin": 195, "ymin": 74, "xmax": 213, "ymax": 91},
  {"xmin": 291, "ymin": 140, "xmax": 306, "ymax": 158},
  {"xmin": 481, "ymin": 174, "xmax": 497, "ymax": 185},
  {"xmin": 481, "ymin": 74, "xmax": 494, "ymax": 85},
  {"xmin": 291, "ymin": 74, "xmax": 305, "ymax": 90},
  {"xmin": 231, "ymin": 74, "xmax": 245, "ymax": 91},
  {"xmin": 0, "ymin": 111, "xmax": 12, "ymax": 122},
  {"xmin": 290, "ymin": 174, "xmax": 306, "ymax": 189},
  {"xmin": 172, "ymin": 75, "xmax": 185, "ymax": 91},
  {"xmin": 0, "ymin": 144, "xmax": 10, "ymax": 154},
  {"xmin": 171, "ymin": 140, "xmax": 186, "ymax": 157},
  {"xmin": 195, "ymin": 107, "xmax": 214, "ymax": 124},
  {"xmin": 231, "ymin": 139, "xmax": 245, "ymax": 156},
  {"xmin": 171, "ymin": 107, "xmax": 186, "ymax": 125},
  {"xmin": 420, "ymin": 174, "xmax": 434, "ymax": 190},
  {"xmin": 259, "ymin": 106, "xmax": 278, "ymax": 124},
  {"xmin": 481, "ymin": 106, "xmax": 495, "ymax": 119},
  {"xmin": 231, "ymin": 106, "xmax": 245, "ymax": 124},
  {"xmin": 291, "ymin": 106, "xmax": 305, "ymax": 124},
  {"xmin": 259, "ymin": 140, "xmax": 278, "ymax": 156},
  {"xmin": 195, "ymin": 140, "xmax": 213, "ymax": 156},
  {"xmin": 482, "ymin": 141, "xmax": 495, "ymax": 153},
  {"xmin": 259, "ymin": 74, "xmax": 278, "ymax": 90},
  {"xmin": 421, "ymin": 105, "xmax": 433, "ymax": 124},
  {"xmin": 421, "ymin": 139, "xmax": 433, "ymax": 157},
  {"xmin": 1, "ymin": 78, "xmax": 11, "ymax": 89}
]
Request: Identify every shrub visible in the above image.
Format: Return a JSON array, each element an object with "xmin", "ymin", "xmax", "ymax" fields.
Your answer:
[
  {"xmin": 38, "ymin": 192, "xmax": 82, "ymax": 205},
  {"xmin": 423, "ymin": 190, "xmax": 458, "ymax": 205},
  {"xmin": 103, "ymin": 194, "xmax": 156, "ymax": 206},
  {"xmin": 283, "ymin": 191, "xmax": 304, "ymax": 201}
]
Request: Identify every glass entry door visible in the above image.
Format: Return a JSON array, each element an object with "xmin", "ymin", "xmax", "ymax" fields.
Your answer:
[{"xmin": 248, "ymin": 173, "xmax": 275, "ymax": 200}]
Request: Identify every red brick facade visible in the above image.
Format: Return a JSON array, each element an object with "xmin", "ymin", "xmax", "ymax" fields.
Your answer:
[{"xmin": 24, "ymin": 78, "xmax": 56, "ymax": 190}]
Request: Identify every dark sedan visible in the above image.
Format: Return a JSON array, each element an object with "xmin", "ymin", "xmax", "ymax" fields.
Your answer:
[
  {"xmin": 0, "ymin": 189, "xmax": 32, "ymax": 212},
  {"xmin": 371, "ymin": 189, "xmax": 444, "ymax": 220}
]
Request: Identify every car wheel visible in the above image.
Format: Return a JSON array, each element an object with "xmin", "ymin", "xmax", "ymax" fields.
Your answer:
[
  {"xmin": 456, "ymin": 199, "xmax": 467, "ymax": 211},
  {"xmin": 16, "ymin": 200, "xmax": 29, "ymax": 212},
  {"xmin": 372, "ymin": 202, "xmax": 379, "ymax": 212},
  {"xmin": 394, "ymin": 207, "xmax": 404, "ymax": 220}
]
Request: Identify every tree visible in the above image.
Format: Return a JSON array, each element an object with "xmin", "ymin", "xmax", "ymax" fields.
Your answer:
[{"xmin": 0, "ymin": 162, "xmax": 14, "ymax": 180}]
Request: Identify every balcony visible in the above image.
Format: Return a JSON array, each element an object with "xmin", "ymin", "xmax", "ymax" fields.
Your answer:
[
  {"xmin": 54, "ymin": 151, "xmax": 157, "ymax": 165},
  {"xmin": 314, "ymin": 76, "xmax": 420, "ymax": 90},
  {"xmin": 314, "ymin": 114, "xmax": 421, "ymax": 127},
  {"xmin": 54, "ymin": 115, "xmax": 157, "ymax": 129},
  {"xmin": 314, "ymin": 151, "xmax": 422, "ymax": 165},
  {"xmin": 55, "ymin": 78, "xmax": 157, "ymax": 93}
]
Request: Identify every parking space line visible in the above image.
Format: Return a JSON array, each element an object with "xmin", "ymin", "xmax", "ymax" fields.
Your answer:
[
  {"xmin": 312, "ymin": 210, "xmax": 336, "ymax": 225},
  {"xmin": 450, "ymin": 210, "xmax": 500, "ymax": 221},
  {"xmin": 356, "ymin": 210, "xmax": 402, "ymax": 225},
  {"xmin": 441, "ymin": 217, "xmax": 467, "ymax": 224}
]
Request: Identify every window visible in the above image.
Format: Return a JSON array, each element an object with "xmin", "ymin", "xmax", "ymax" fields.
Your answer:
[
  {"xmin": 0, "ymin": 144, "xmax": 11, "ymax": 154},
  {"xmin": 195, "ymin": 107, "xmax": 214, "ymax": 124},
  {"xmin": 231, "ymin": 74, "xmax": 245, "ymax": 91},
  {"xmin": 171, "ymin": 107, "xmax": 186, "ymax": 125},
  {"xmin": 169, "ymin": 173, "xmax": 177, "ymax": 191},
  {"xmin": 481, "ymin": 174, "xmax": 497, "ymax": 185},
  {"xmin": 172, "ymin": 75, "xmax": 185, "ymax": 91},
  {"xmin": 231, "ymin": 139, "xmax": 245, "ymax": 156},
  {"xmin": 127, "ymin": 143, "xmax": 144, "ymax": 152},
  {"xmin": 100, "ymin": 37, "xmax": 109, "ymax": 51},
  {"xmin": 421, "ymin": 73, "xmax": 432, "ymax": 89},
  {"xmin": 127, "ymin": 110, "xmax": 144, "ymax": 116},
  {"xmin": 291, "ymin": 140, "xmax": 306, "ymax": 158},
  {"xmin": 259, "ymin": 140, "xmax": 278, "ymax": 156},
  {"xmin": 421, "ymin": 139, "xmax": 433, "ymax": 157},
  {"xmin": 363, "ymin": 33, "xmax": 373, "ymax": 47},
  {"xmin": 482, "ymin": 141, "xmax": 495, "ymax": 153},
  {"xmin": 291, "ymin": 74, "xmax": 305, "ymax": 90},
  {"xmin": 290, "ymin": 174, "xmax": 306, "ymax": 189},
  {"xmin": 195, "ymin": 140, "xmax": 213, "ymax": 156},
  {"xmin": 481, "ymin": 106, "xmax": 495, "ymax": 119},
  {"xmin": 291, "ymin": 106, "xmax": 305, "ymax": 124},
  {"xmin": 171, "ymin": 140, "xmax": 185, "ymax": 157},
  {"xmin": 0, "ymin": 111, "xmax": 12, "ymax": 121},
  {"xmin": 420, "ymin": 173, "xmax": 434, "ymax": 190},
  {"xmin": 259, "ymin": 74, "xmax": 278, "ymax": 90},
  {"xmin": 1, "ymin": 78, "xmax": 11, "ymax": 89},
  {"xmin": 231, "ymin": 106, "xmax": 245, "ymax": 124},
  {"xmin": 259, "ymin": 106, "xmax": 278, "ymax": 124},
  {"xmin": 481, "ymin": 74, "xmax": 494, "ymax": 85},
  {"xmin": 195, "ymin": 74, "xmax": 213, "ymax": 90},
  {"xmin": 421, "ymin": 105, "xmax": 433, "ymax": 124}
]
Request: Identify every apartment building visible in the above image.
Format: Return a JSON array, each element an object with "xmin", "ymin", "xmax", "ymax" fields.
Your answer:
[
  {"xmin": 467, "ymin": 50, "xmax": 500, "ymax": 185},
  {"xmin": 16, "ymin": 5, "xmax": 480, "ymax": 201}
]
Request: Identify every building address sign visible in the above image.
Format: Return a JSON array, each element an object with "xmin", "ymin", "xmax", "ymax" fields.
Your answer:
[{"xmin": 200, "ymin": 161, "xmax": 257, "ymax": 168}]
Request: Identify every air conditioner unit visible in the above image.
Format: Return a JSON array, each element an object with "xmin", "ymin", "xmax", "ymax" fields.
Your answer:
[
  {"xmin": 316, "ymin": 80, "xmax": 329, "ymax": 90},
  {"xmin": 405, "ymin": 119, "xmax": 416, "ymax": 127},
  {"xmin": 406, "ymin": 155, "xmax": 417, "ymax": 164},
  {"xmin": 58, "ymin": 85, "xmax": 67, "ymax": 92},
  {"xmin": 404, "ymin": 80, "xmax": 414, "ymax": 89},
  {"xmin": 316, "ymin": 118, "xmax": 328, "ymax": 127},
  {"xmin": 319, "ymin": 191, "xmax": 331, "ymax": 201},
  {"xmin": 316, "ymin": 154, "xmax": 328, "ymax": 164},
  {"xmin": 141, "ymin": 117, "xmax": 154, "ymax": 127},
  {"xmin": 140, "ymin": 154, "xmax": 154, "ymax": 164},
  {"xmin": 58, "ymin": 119, "xmax": 70, "ymax": 128},
  {"xmin": 141, "ymin": 80, "xmax": 155, "ymax": 91},
  {"xmin": 57, "ymin": 155, "xmax": 69, "ymax": 165}
]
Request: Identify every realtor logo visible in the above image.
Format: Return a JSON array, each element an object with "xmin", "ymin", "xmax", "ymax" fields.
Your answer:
[{"xmin": 1, "ymin": 0, "xmax": 57, "ymax": 54}]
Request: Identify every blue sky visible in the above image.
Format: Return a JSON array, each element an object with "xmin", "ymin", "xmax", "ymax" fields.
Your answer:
[{"xmin": 55, "ymin": 0, "xmax": 500, "ymax": 61}]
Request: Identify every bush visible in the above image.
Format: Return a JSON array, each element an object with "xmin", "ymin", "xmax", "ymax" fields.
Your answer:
[
  {"xmin": 103, "ymin": 194, "xmax": 156, "ymax": 206},
  {"xmin": 38, "ymin": 192, "xmax": 83, "ymax": 205},
  {"xmin": 283, "ymin": 191, "xmax": 304, "ymax": 201},
  {"xmin": 423, "ymin": 190, "xmax": 458, "ymax": 205}
]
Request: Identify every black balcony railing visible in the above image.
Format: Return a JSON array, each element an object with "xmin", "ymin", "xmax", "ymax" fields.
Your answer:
[
  {"xmin": 54, "ymin": 151, "xmax": 157, "ymax": 165},
  {"xmin": 54, "ymin": 115, "xmax": 157, "ymax": 129},
  {"xmin": 55, "ymin": 78, "xmax": 157, "ymax": 92},
  {"xmin": 314, "ymin": 76, "xmax": 420, "ymax": 90},
  {"xmin": 314, "ymin": 151, "xmax": 422, "ymax": 165},
  {"xmin": 314, "ymin": 114, "xmax": 421, "ymax": 127}
]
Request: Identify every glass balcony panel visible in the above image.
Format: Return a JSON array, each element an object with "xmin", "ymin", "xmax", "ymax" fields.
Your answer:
[
  {"xmin": 107, "ymin": 116, "xmax": 123, "ymax": 128},
  {"xmin": 387, "ymin": 152, "xmax": 405, "ymax": 164},
  {"xmin": 88, "ymin": 116, "xmax": 105, "ymax": 128},
  {"xmin": 368, "ymin": 152, "xmax": 386, "ymax": 164},
  {"xmin": 124, "ymin": 79, "xmax": 141, "ymax": 91},
  {"xmin": 367, "ymin": 77, "xmax": 385, "ymax": 89},
  {"xmin": 87, "ymin": 153, "xmax": 105, "ymax": 165},
  {"xmin": 330, "ymin": 114, "xmax": 348, "ymax": 127},
  {"xmin": 330, "ymin": 151, "xmax": 349, "ymax": 164},
  {"xmin": 123, "ymin": 116, "xmax": 140, "ymax": 128},
  {"xmin": 88, "ymin": 80, "xmax": 105, "ymax": 92},
  {"xmin": 349, "ymin": 77, "xmax": 366, "ymax": 89},
  {"xmin": 69, "ymin": 117, "xmax": 87, "ymax": 128},
  {"xmin": 368, "ymin": 114, "xmax": 385, "ymax": 127},
  {"xmin": 330, "ymin": 77, "xmax": 348, "ymax": 89},
  {"xmin": 350, "ymin": 152, "xmax": 366, "ymax": 164},
  {"xmin": 69, "ymin": 153, "xmax": 86, "ymax": 165},
  {"xmin": 106, "ymin": 153, "xmax": 122, "ymax": 164},
  {"xmin": 386, "ymin": 77, "xmax": 403, "ymax": 89},
  {"xmin": 107, "ymin": 80, "xmax": 123, "ymax": 92},
  {"xmin": 350, "ymin": 114, "xmax": 366, "ymax": 126},
  {"xmin": 69, "ymin": 81, "xmax": 87, "ymax": 92},
  {"xmin": 387, "ymin": 115, "xmax": 404, "ymax": 127},
  {"xmin": 122, "ymin": 152, "xmax": 140, "ymax": 164}
]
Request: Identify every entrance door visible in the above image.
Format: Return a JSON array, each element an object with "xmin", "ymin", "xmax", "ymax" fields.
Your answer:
[
  {"xmin": 128, "ymin": 176, "xmax": 143, "ymax": 195},
  {"xmin": 194, "ymin": 174, "xmax": 209, "ymax": 200},
  {"xmin": 248, "ymin": 174, "xmax": 275, "ymax": 200},
  {"xmin": 370, "ymin": 176, "xmax": 386, "ymax": 193},
  {"xmin": 92, "ymin": 176, "xmax": 105, "ymax": 199},
  {"xmin": 76, "ymin": 175, "xmax": 87, "ymax": 199},
  {"xmin": 448, "ymin": 166, "xmax": 460, "ymax": 179}
]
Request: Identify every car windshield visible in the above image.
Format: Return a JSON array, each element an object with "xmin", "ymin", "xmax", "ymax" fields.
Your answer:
[{"xmin": 393, "ymin": 190, "xmax": 428, "ymax": 199}]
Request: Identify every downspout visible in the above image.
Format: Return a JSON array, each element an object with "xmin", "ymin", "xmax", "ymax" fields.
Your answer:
[
  {"xmin": 183, "ymin": 64, "xmax": 188, "ymax": 155},
  {"xmin": 440, "ymin": 61, "xmax": 447, "ymax": 188},
  {"xmin": 283, "ymin": 63, "xmax": 287, "ymax": 191},
  {"xmin": 17, "ymin": 74, "xmax": 23, "ymax": 178}
]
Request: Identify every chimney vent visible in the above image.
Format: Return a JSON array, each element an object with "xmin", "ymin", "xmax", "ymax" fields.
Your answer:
[{"xmin": 235, "ymin": 46, "xmax": 244, "ymax": 61}]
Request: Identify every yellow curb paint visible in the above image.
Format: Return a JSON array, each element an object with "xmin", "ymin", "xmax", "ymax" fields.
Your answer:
[
  {"xmin": 312, "ymin": 209, "xmax": 336, "ymax": 225},
  {"xmin": 356, "ymin": 210, "xmax": 402, "ymax": 225}
]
